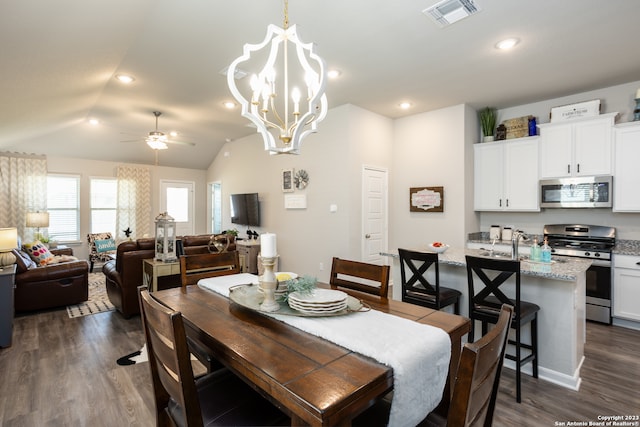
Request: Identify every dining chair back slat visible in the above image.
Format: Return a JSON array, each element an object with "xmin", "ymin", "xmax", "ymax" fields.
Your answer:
[
  {"xmin": 180, "ymin": 251, "xmax": 240, "ymax": 288},
  {"xmin": 330, "ymin": 257, "xmax": 390, "ymax": 299}
]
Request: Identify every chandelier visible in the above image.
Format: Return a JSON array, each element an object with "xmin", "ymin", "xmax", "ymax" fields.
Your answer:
[{"xmin": 226, "ymin": 0, "xmax": 328, "ymax": 155}]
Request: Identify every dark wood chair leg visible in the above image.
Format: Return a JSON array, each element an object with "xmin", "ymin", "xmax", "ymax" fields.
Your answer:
[
  {"xmin": 516, "ymin": 324, "xmax": 522, "ymax": 403},
  {"xmin": 532, "ymin": 316, "xmax": 539, "ymax": 378}
]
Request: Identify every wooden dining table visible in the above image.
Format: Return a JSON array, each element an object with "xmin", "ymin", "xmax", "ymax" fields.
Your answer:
[{"xmin": 152, "ymin": 283, "xmax": 470, "ymax": 426}]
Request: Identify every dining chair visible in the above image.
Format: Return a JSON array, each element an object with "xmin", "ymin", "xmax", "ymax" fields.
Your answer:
[
  {"xmin": 179, "ymin": 251, "xmax": 241, "ymax": 373},
  {"xmin": 138, "ymin": 287, "xmax": 289, "ymax": 427},
  {"xmin": 330, "ymin": 257, "xmax": 390, "ymax": 299},
  {"xmin": 353, "ymin": 304, "xmax": 514, "ymax": 427},
  {"xmin": 398, "ymin": 248, "xmax": 462, "ymax": 314},
  {"xmin": 179, "ymin": 251, "xmax": 240, "ymax": 288},
  {"xmin": 465, "ymin": 255, "xmax": 539, "ymax": 403}
]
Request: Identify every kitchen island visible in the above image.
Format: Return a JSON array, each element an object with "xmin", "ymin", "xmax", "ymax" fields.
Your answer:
[{"xmin": 384, "ymin": 246, "xmax": 592, "ymax": 391}]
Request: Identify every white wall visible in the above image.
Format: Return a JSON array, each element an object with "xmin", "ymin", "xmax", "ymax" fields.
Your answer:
[
  {"xmin": 46, "ymin": 156, "xmax": 207, "ymax": 261},
  {"xmin": 480, "ymin": 80, "xmax": 640, "ymax": 239},
  {"xmin": 206, "ymin": 104, "xmax": 394, "ymax": 282},
  {"xmin": 391, "ymin": 104, "xmax": 479, "ymax": 250}
]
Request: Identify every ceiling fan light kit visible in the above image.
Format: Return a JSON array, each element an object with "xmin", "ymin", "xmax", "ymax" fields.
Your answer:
[{"xmin": 226, "ymin": 0, "xmax": 328, "ymax": 155}]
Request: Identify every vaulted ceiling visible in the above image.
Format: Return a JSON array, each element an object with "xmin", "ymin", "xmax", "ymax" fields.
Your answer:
[{"xmin": 2, "ymin": 0, "xmax": 639, "ymax": 169}]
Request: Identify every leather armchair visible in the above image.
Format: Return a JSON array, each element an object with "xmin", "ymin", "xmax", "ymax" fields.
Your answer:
[
  {"xmin": 103, "ymin": 238, "xmax": 155, "ymax": 318},
  {"xmin": 13, "ymin": 248, "xmax": 89, "ymax": 312}
]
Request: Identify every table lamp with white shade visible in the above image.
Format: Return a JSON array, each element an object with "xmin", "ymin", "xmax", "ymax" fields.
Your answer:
[
  {"xmin": 26, "ymin": 211, "xmax": 50, "ymax": 241},
  {"xmin": 0, "ymin": 228, "xmax": 18, "ymax": 268}
]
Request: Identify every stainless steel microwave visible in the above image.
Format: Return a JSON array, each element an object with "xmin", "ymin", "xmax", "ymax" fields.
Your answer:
[{"xmin": 540, "ymin": 176, "xmax": 612, "ymax": 208}]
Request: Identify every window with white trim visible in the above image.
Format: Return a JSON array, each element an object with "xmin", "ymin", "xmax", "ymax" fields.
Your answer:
[
  {"xmin": 90, "ymin": 177, "xmax": 117, "ymax": 236},
  {"xmin": 47, "ymin": 174, "xmax": 80, "ymax": 242}
]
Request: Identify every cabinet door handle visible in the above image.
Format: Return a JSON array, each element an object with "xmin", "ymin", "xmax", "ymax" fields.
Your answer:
[
  {"xmin": 567, "ymin": 164, "xmax": 570, "ymax": 174},
  {"xmin": 636, "ymin": 261, "xmax": 640, "ymax": 266},
  {"xmin": 499, "ymin": 199, "xmax": 502, "ymax": 207},
  {"xmin": 506, "ymin": 199, "xmax": 509, "ymax": 207},
  {"xmin": 577, "ymin": 164, "xmax": 580, "ymax": 173}
]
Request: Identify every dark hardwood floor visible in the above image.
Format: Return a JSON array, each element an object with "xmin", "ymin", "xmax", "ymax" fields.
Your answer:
[{"xmin": 1, "ymin": 303, "xmax": 638, "ymax": 426}]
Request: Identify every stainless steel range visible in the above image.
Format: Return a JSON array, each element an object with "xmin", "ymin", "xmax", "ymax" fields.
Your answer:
[{"xmin": 544, "ymin": 224, "xmax": 615, "ymax": 324}]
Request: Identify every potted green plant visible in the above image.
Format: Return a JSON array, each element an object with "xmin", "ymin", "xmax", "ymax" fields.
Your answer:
[{"xmin": 479, "ymin": 107, "xmax": 497, "ymax": 142}]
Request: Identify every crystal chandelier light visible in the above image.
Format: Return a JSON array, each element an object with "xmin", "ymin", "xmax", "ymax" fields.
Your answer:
[{"xmin": 227, "ymin": 0, "xmax": 328, "ymax": 155}]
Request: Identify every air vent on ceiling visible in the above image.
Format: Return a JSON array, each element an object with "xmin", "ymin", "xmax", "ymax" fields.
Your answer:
[{"xmin": 423, "ymin": 0, "xmax": 481, "ymax": 27}]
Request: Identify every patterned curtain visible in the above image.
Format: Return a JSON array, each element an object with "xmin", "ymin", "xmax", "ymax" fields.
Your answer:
[
  {"xmin": 116, "ymin": 165, "xmax": 151, "ymax": 240},
  {"xmin": 0, "ymin": 152, "xmax": 47, "ymax": 241}
]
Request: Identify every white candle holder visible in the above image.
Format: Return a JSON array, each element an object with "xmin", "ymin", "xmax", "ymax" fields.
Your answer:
[{"xmin": 259, "ymin": 256, "xmax": 280, "ymax": 312}]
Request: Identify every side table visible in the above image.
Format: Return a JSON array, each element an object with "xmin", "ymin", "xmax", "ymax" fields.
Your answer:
[
  {"xmin": 0, "ymin": 264, "xmax": 17, "ymax": 348},
  {"xmin": 143, "ymin": 258, "xmax": 181, "ymax": 292},
  {"xmin": 236, "ymin": 240, "xmax": 261, "ymax": 274}
]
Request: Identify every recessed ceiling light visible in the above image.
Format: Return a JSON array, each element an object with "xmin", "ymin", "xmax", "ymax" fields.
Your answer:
[
  {"xmin": 223, "ymin": 101, "xmax": 236, "ymax": 109},
  {"xmin": 327, "ymin": 69, "xmax": 341, "ymax": 79},
  {"xmin": 115, "ymin": 74, "xmax": 135, "ymax": 84},
  {"xmin": 169, "ymin": 131, "xmax": 178, "ymax": 137},
  {"xmin": 399, "ymin": 102, "xmax": 412, "ymax": 109},
  {"xmin": 495, "ymin": 38, "xmax": 519, "ymax": 50},
  {"xmin": 88, "ymin": 118, "xmax": 99, "ymax": 125}
]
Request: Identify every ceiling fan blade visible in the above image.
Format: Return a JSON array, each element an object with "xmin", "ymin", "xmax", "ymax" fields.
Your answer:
[{"xmin": 165, "ymin": 140, "xmax": 196, "ymax": 147}]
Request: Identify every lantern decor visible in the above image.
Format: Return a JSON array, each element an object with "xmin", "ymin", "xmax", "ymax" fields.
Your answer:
[{"xmin": 154, "ymin": 212, "xmax": 177, "ymax": 262}]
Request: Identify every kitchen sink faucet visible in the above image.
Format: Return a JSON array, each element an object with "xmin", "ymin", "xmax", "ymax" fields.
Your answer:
[{"xmin": 511, "ymin": 230, "xmax": 529, "ymax": 260}]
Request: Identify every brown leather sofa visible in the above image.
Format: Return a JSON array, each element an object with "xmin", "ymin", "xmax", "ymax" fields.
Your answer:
[
  {"xmin": 13, "ymin": 247, "xmax": 90, "ymax": 312},
  {"xmin": 103, "ymin": 234, "xmax": 237, "ymax": 318}
]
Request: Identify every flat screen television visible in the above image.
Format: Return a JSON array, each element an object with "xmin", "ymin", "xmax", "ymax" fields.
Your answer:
[{"xmin": 230, "ymin": 193, "xmax": 260, "ymax": 226}]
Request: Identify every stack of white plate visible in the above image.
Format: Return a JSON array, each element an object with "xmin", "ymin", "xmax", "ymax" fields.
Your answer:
[{"xmin": 288, "ymin": 289, "xmax": 348, "ymax": 314}]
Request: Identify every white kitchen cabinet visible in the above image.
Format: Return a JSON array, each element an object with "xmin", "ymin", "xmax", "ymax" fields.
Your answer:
[
  {"xmin": 613, "ymin": 254, "xmax": 640, "ymax": 322},
  {"xmin": 538, "ymin": 113, "xmax": 616, "ymax": 179},
  {"xmin": 474, "ymin": 137, "xmax": 539, "ymax": 211},
  {"xmin": 613, "ymin": 122, "xmax": 640, "ymax": 211}
]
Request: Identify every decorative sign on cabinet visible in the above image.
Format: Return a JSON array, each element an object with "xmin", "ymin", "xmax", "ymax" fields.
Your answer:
[
  {"xmin": 538, "ymin": 112, "xmax": 617, "ymax": 179},
  {"xmin": 473, "ymin": 137, "xmax": 540, "ymax": 211}
]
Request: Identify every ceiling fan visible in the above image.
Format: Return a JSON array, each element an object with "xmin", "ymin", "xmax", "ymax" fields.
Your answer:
[{"xmin": 121, "ymin": 111, "xmax": 195, "ymax": 150}]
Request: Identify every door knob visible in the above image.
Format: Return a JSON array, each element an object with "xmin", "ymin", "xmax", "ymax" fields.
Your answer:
[{"xmin": 365, "ymin": 234, "xmax": 371, "ymax": 239}]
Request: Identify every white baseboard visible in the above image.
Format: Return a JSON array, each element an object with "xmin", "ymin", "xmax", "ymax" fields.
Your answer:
[{"xmin": 502, "ymin": 355, "xmax": 583, "ymax": 391}]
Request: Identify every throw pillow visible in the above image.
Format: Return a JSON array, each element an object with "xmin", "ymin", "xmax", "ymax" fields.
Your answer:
[
  {"xmin": 22, "ymin": 240, "xmax": 54, "ymax": 266},
  {"xmin": 95, "ymin": 238, "xmax": 117, "ymax": 253}
]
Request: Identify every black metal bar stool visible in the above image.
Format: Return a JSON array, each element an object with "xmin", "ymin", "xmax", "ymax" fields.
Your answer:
[
  {"xmin": 399, "ymin": 248, "xmax": 462, "ymax": 314},
  {"xmin": 465, "ymin": 255, "xmax": 539, "ymax": 403}
]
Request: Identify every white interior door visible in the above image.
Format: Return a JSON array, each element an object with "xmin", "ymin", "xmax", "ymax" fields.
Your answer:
[
  {"xmin": 362, "ymin": 166, "xmax": 388, "ymax": 264},
  {"xmin": 160, "ymin": 180, "xmax": 194, "ymax": 236}
]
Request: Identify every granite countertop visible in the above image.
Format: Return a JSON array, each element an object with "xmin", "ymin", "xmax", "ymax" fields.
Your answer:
[
  {"xmin": 612, "ymin": 240, "xmax": 640, "ymax": 256},
  {"xmin": 382, "ymin": 246, "xmax": 592, "ymax": 282},
  {"xmin": 469, "ymin": 232, "xmax": 640, "ymax": 256}
]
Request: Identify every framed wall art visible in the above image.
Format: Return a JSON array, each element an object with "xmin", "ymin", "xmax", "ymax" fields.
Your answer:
[
  {"xmin": 282, "ymin": 169, "xmax": 294, "ymax": 192},
  {"xmin": 409, "ymin": 186, "xmax": 444, "ymax": 212}
]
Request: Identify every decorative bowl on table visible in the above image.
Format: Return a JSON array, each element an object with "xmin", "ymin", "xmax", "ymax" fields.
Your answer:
[{"xmin": 428, "ymin": 242, "xmax": 449, "ymax": 253}]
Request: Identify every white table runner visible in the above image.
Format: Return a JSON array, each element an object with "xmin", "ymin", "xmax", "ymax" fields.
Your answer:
[{"xmin": 198, "ymin": 274, "xmax": 451, "ymax": 427}]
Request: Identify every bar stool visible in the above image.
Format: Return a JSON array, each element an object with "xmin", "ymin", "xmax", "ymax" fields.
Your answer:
[
  {"xmin": 465, "ymin": 255, "xmax": 539, "ymax": 403},
  {"xmin": 398, "ymin": 248, "xmax": 461, "ymax": 314}
]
